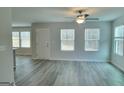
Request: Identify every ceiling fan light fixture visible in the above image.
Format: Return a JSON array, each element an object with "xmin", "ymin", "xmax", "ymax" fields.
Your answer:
[
  {"xmin": 76, "ymin": 19, "xmax": 85, "ymax": 24},
  {"xmin": 76, "ymin": 16, "xmax": 85, "ymax": 24}
]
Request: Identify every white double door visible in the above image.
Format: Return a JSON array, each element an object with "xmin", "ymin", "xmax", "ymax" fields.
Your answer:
[{"xmin": 36, "ymin": 29, "xmax": 50, "ymax": 59}]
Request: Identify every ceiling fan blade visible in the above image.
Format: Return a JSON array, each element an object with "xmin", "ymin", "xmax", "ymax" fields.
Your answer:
[
  {"xmin": 86, "ymin": 18, "xmax": 99, "ymax": 21},
  {"xmin": 84, "ymin": 14, "xmax": 89, "ymax": 18}
]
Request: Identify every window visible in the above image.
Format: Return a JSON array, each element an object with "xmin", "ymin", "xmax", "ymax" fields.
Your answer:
[
  {"xmin": 12, "ymin": 32, "xmax": 19, "ymax": 48},
  {"xmin": 12, "ymin": 31, "xmax": 31, "ymax": 48},
  {"xmin": 61, "ymin": 29, "xmax": 75, "ymax": 51},
  {"xmin": 114, "ymin": 25, "xmax": 124, "ymax": 56},
  {"xmin": 21, "ymin": 32, "xmax": 31, "ymax": 48},
  {"xmin": 85, "ymin": 28, "xmax": 100, "ymax": 51}
]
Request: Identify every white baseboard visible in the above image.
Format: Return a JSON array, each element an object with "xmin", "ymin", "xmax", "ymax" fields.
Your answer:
[
  {"xmin": 50, "ymin": 58, "xmax": 110, "ymax": 62},
  {"xmin": 32, "ymin": 57, "xmax": 110, "ymax": 62},
  {"xmin": 16, "ymin": 54, "xmax": 32, "ymax": 56},
  {"xmin": 0, "ymin": 82, "xmax": 15, "ymax": 86}
]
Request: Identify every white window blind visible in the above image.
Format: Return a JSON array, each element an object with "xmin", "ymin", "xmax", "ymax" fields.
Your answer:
[
  {"xmin": 114, "ymin": 25, "xmax": 124, "ymax": 56},
  {"xmin": 85, "ymin": 28, "xmax": 100, "ymax": 51},
  {"xmin": 20, "ymin": 32, "xmax": 31, "ymax": 48},
  {"xmin": 61, "ymin": 29, "xmax": 75, "ymax": 51},
  {"xmin": 12, "ymin": 32, "xmax": 20, "ymax": 48}
]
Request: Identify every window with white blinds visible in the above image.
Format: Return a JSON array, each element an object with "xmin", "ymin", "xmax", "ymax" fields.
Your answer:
[
  {"xmin": 12, "ymin": 31, "xmax": 31, "ymax": 48},
  {"xmin": 114, "ymin": 25, "xmax": 124, "ymax": 56},
  {"xmin": 85, "ymin": 28, "xmax": 100, "ymax": 51},
  {"xmin": 60, "ymin": 29, "xmax": 75, "ymax": 51}
]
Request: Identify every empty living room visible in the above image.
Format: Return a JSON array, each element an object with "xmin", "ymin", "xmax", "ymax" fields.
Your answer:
[{"xmin": 0, "ymin": 7, "xmax": 124, "ymax": 87}]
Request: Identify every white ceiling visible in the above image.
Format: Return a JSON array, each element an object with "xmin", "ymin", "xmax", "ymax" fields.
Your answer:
[{"xmin": 12, "ymin": 7, "xmax": 124, "ymax": 26}]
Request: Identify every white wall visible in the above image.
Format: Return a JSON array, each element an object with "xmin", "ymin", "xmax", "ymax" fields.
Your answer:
[
  {"xmin": 0, "ymin": 8, "xmax": 14, "ymax": 83},
  {"xmin": 12, "ymin": 27, "xmax": 32, "ymax": 56},
  {"xmin": 111, "ymin": 15, "xmax": 124, "ymax": 71},
  {"xmin": 32, "ymin": 22, "xmax": 111, "ymax": 62}
]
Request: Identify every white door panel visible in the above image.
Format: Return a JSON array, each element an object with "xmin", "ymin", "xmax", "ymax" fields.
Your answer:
[{"xmin": 36, "ymin": 29, "xmax": 50, "ymax": 59}]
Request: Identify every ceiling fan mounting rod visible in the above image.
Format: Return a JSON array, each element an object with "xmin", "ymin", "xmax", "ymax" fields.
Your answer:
[
  {"xmin": 79, "ymin": 10, "xmax": 82, "ymax": 14},
  {"xmin": 78, "ymin": 9, "xmax": 87, "ymax": 14}
]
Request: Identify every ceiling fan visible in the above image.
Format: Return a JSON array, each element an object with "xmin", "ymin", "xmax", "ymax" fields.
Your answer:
[{"xmin": 67, "ymin": 10, "xmax": 99, "ymax": 24}]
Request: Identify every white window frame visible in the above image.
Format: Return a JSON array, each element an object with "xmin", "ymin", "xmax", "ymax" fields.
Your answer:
[
  {"xmin": 114, "ymin": 25, "xmax": 124, "ymax": 56},
  {"xmin": 85, "ymin": 28, "xmax": 100, "ymax": 51},
  {"xmin": 12, "ymin": 31, "xmax": 31, "ymax": 48},
  {"xmin": 60, "ymin": 29, "xmax": 75, "ymax": 51}
]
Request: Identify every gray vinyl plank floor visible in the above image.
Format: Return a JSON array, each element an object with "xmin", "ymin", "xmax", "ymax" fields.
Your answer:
[{"xmin": 15, "ymin": 56, "xmax": 124, "ymax": 86}]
